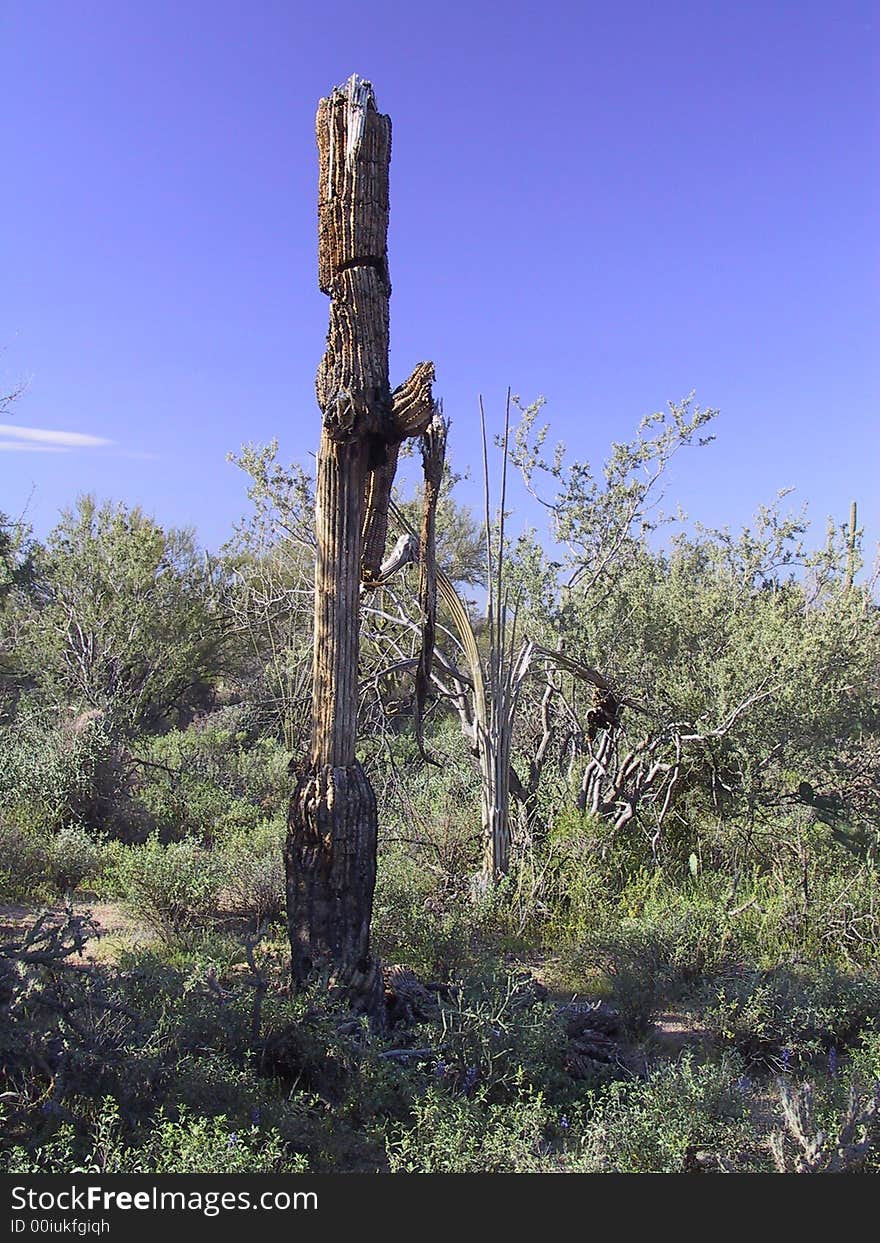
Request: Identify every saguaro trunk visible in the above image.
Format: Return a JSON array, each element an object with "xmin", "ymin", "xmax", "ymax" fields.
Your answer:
[{"xmin": 286, "ymin": 76, "xmax": 434, "ymax": 1014}]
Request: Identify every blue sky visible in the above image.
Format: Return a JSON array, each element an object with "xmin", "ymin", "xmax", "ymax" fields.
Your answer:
[{"xmin": 1, "ymin": 0, "xmax": 877, "ymax": 566}]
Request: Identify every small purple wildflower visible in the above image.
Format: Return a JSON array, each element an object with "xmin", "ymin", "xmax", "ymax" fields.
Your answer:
[
  {"xmin": 828, "ymin": 1046, "xmax": 838, "ymax": 1076},
  {"xmin": 434, "ymin": 1060, "xmax": 447, "ymax": 1079},
  {"xmin": 736, "ymin": 1076, "xmax": 752, "ymax": 1095},
  {"xmin": 227, "ymin": 1132, "xmax": 240, "ymax": 1147},
  {"xmin": 780, "ymin": 1048, "xmax": 792, "ymax": 1071},
  {"xmin": 560, "ymin": 1116, "xmax": 570, "ymax": 1130},
  {"xmin": 251, "ymin": 1108, "xmax": 261, "ymax": 1126}
]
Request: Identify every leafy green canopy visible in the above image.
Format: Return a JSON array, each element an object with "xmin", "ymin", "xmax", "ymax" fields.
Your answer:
[{"xmin": 12, "ymin": 495, "xmax": 228, "ymax": 735}]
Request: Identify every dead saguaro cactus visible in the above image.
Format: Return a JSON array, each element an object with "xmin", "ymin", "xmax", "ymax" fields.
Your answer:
[{"xmin": 286, "ymin": 75, "xmax": 436, "ymax": 1014}]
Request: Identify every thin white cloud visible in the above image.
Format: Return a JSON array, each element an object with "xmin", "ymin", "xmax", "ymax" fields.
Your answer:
[
  {"xmin": 0, "ymin": 439, "xmax": 70, "ymax": 453},
  {"xmin": 0, "ymin": 423, "xmax": 113, "ymax": 448}
]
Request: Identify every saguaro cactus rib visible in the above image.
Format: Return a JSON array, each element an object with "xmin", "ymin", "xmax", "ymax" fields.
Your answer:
[{"xmin": 413, "ymin": 410, "xmax": 448, "ymax": 759}]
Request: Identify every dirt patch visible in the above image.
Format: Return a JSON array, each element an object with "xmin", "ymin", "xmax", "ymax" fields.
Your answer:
[
  {"xmin": 0, "ymin": 898, "xmax": 150, "ymax": 963},
  {"xmin": 651, "ymin": 1009, "xmax": 714, "ymax": 1055}
]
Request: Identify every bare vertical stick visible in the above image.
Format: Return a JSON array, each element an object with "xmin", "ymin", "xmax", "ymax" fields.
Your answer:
[{"xmin": 413, "ymin": 408, "xmax": 448, "ymax": 758}]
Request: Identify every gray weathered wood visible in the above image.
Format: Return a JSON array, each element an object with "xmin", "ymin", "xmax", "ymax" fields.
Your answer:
[{"xmin": 286, "ymin": 76, "xmax": 435, "ymax": 1014}]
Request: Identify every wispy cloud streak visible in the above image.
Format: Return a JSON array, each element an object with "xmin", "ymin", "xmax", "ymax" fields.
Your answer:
[
  {"xmin": 0, "ymin": 425, "xmax": 113, "ymax": 449},
  {"xmin": 0, "ymin": 439, "xmax": 71, "ymax": 453}
]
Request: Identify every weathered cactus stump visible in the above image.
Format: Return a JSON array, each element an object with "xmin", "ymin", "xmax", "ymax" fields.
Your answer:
[{"xmin": 286, "ymin": 76, "xmax": 435, "ymax": 1017}]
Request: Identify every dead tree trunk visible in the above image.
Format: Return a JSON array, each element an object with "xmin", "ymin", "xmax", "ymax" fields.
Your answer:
[{"xmin": 286, "ymin": 76, "xmax": 434, "ymax": 1015}]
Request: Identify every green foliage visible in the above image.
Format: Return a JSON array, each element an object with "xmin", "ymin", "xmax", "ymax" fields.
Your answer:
[
  {"xmin": 0, "ymin": 913, "xmax": 325, "ymax": 1172},
  {"xmin": 218, "ymin": 820, "xmax": 286, "ymax": 927},
  {"xmin": 703, "ymin": 965, "xmax": 880, "ymax": 1070},
  {"xmin": 0, "ymin": 821, "xmax": 50, "ymax": 902},
  {"xmin": 372, "ymin": 850, "xmax": 476, "ymax": 981},
  {"xmin": 132, "ymin": 712, "xmax": 291, "ymax": 843},
  {"xmin": 558, "ymin": 507, "xmax": 880, "ymax": 836},
  {"xmin": 580, "ymin": 1054, "xmax": 757, "ymax": 1172},
  {"xmin": 225, "ymin": 442, "xmax": 315, "ymax": 749},
  {"xmin": 385, "ymin": 1087, "xmax": 558, "ymax": 1172},
  {"xmin": 15, "ymin": 496, "xmax": 227, "ymax": 735},
  {"xmin": 46, "ymin": 826, "xmax": 105, "ymax": 895},
  {"xmin": 0, "ymin": 706, "xmax": 116, "ymax": 835},
  {"xmin": 426, "ymin": 973, "xmax": 570, "ymax": 1104},
  {"xmin": 114, "ymin": 835, "xmax": 227, "ymax": 946},
  {"xmin": 0, "ymin": 505, "xmax": 37, "ymax": 705},
  {"xmin": 511, "ymin": 392, "xmax": 717, "ymax": 599},
  {"xmin": 370, "ymin": 729, "xmax": 486, "ymax": 977},
  {"xmin": 851, "ymin": 1024, "xmax": 880, "ymax": 1085},
  {"xmin": 2, "ymin": 1099, "xmax": 304, "ymax": 1174},
  {"xmin": 0, "ymin": 510, "xmax": 35, "ymax": 612}
]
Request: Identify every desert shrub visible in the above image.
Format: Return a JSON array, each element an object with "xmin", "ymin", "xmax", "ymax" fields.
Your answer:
[
  {"xmin": 133, "ymin": 713, "xmax": 291, "ymax": 844},
  {"xmin": 548, "ymin": 869, "xmax": 745, "ymax": 1037},
  {"xmin": 424, "ymin": 972, "xmax": 570, "ymax": 1104},
  {"xmin": 368, "ymin": 722, "xmax": 483, "ymax": 875},
  {"xmin": 2, "ymin": 1098, "xmax": 304, "ymax": 1174},
  {"xmin": 806, "ymin": 864, "xmax": 880, "ymax": 967},
  {"xmin": 0, "ymin": 710, "xmax": 116, "ymax": 835},
  {"xmin": 579, "ymin": 1054, "xmax": 759, "ymax": 1172},
  {"xmin": 0, "ymin": 821, "xmax": 50, "ymax": 902},
  {"xmin": 702, "ymin": 964, "xmax": 880, "ymax": 1070},
  {"xmin": 217, "ymin": 820, "xmax": 286, "ymax": 928},
  {"xmin": 385, "ymin": 1087, "xmax": 560, "ymax": 1173},
  {"xmin": 341, "ymin": 1050, "xmax": 421, "ymax": 1127},
  {"xmin": 670, "ymin": 809, "xmax": 880, "ymax": 969},
  {"xmin": 530, "ymin": 812, "xmax": 623, "ymax": 946},
  {"xmin": 592, "ymin": 871, "xmax": 753, "ymax": 1029},
  {"xmin": 114, "ymin": 835, "xmax": 227, "ymax": 946},
  {"xmin": 372, "ymin": 848, "xmax": 477, "ymax": 981},
  {"xmin": 46, "ymin": 826, "xmax": 105, "ymax": 895},
  {"xmin": 851, "ymin": 1023, "xmax": 880, "ymax": 1084},
  {"xmin": 626, "ymin": 875, "xmax": 744, "ymax": 972},
  {"xmin": 138, "ymin": 1107, "xmax": 304, "ymax": 1174},
  {"xmin": 586, "ymin": 923, "xmax": 680, "ymax": 1038}
]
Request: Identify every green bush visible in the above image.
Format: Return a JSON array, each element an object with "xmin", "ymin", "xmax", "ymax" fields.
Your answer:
[
  {"xmin": 702, "ymin": 964, "xmax": 880, "ymax": 1070},
  {"xmin": 2, "ymin": 1098, "xmax": 305, "ymax": 1174},
  {"xmin": 385, "ymin": 1087, "xmax": 559, "ymax": 1173},
  {"xmin": 114, "ymin": 835, "xmax": 227, "ymax": 946},
  {"xmin": 0, "ymin": 710, "xmax": 115, "ymax": 836},
  {"xmin": 580, "ymin": 1054, "xmax": 759, "ymax": 1172},
  {"xmin": 217, "ymin": 820, "xmax": 285, "ymax": 928},
  {"xmin": 0, "ymin": 821, "xmax": 49, "ymax": 902},
  {"xmin": 851, "ymin": 1023, "xmax": 880, "ymax": 1084},
  {"xmin": 46, "ymin": 827, "xmax": 104, "ymax": 895},
  {"xmin": 587, "ymin": 923, "xmax": 680, "ymax": 1038},
  {"xmin": 372, "ymin": 849, "xmax": 476, "ymax": 980},
  {"xmin": 425, "ymin": 973, "xmax": 570, "ymax": 1104},
  {"xmin": 528, "ymin": 812, "xmax": 620, "ymax": 946},
  {"xmin": 133, "ymin": 715, "xmax": 291, "ymax": 844}
]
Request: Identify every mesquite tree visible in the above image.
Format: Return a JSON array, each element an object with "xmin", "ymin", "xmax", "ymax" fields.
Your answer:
[{"xmin": 286, "ymin": 76, "xmax": 436, "ymax": 1012}]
